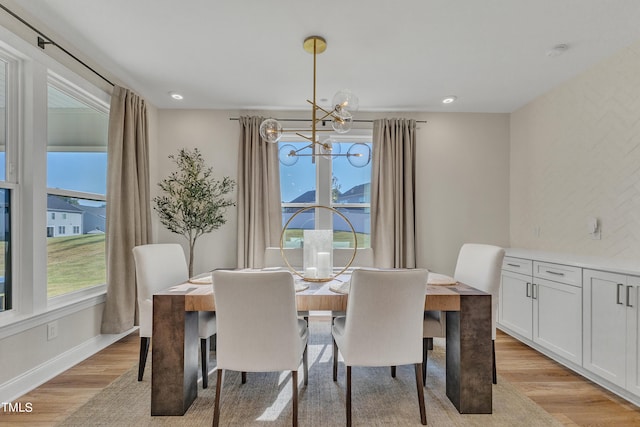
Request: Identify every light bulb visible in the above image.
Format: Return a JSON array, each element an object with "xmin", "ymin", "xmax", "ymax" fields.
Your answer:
[
  {"xmin": 347, "ymin": 143, "xmax": 371, "ymax": 168},
  {"xmin": 278, "ymin": 144, "xmax": 298, "ymax": 166},
  {"xmin": 259, "ymin": 119, "xmax": 283, "ymax": 143},
  {"xmin": 331, "ymin": 110, "xmax": 353, "ymax": 134},
  {"xmin": 332, "ymin": 89, "xmax": 359, "ymax": 113}
]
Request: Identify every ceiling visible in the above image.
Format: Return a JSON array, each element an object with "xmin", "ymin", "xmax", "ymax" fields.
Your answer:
[{"xmin": 11, "ymin": 0, "xmax": 640, "ymax": 112}]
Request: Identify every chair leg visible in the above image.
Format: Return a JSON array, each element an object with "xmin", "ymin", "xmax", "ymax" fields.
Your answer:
[
  {"xmin": 212, "ymin": 369, "xmax": 223, "ymax": 427},
  {"xmin": 493, "ymin": 339, "xmax": 497, "ymax": 384},
  {"xmin": 346, "ymin": 366, "xmax": 352, "ymax": 427},
  {"xmin": 292, "ymin": 370, "xmax": 298, "ymax": 427},
  {"xmin": 201, "ymin": 337, "xmax": 210, "ymax": 389},
  {"xmin": 391, "ymin": 365, "xmax": 396, "ymax": 378},
  {"xmin": 333, "ymin": 337, "xmax": 338, "ymax": 382},
  {"xmin": 422, "ymin": 337, "xmax": 428, "ymax": 385},
  {"xmin": 241, "ymin": 371, "xmax": 247, "ymax": 384},
  {"xmin": 426, "ymin": 337, "xmax": 433, "ymax": 350},
  {"xmin": 414, "ymin": 363, "xmax": 427, "ymax": 425},
  {"xmin": 303, "ymin": 344, "xmax": 309, "ymax": 386},
  {"xmin": 138, "ymin": 337, "xmax": 150, "ymax": 381}
]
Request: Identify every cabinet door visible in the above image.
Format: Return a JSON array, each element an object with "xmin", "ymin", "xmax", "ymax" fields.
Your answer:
[
  {"xmin": 583, "ymin": 270, "xmax": 627, "ymax": 387},
  {"xmin": 533, "ymin": 278, "xmax": 582, "ymax": 364},
  {"xmin": 499, "ymin": 270, "xmax": 532, "ymax": 340},
  {"xmin": 626, "ymin": 282, "xmax": 640, "ymax": 397}
]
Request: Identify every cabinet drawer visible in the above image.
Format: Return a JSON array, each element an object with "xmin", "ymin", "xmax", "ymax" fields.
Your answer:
[
  {"xmin": 533, "ymin": 261, "xmax": 582, "ymax": 287},
  {"xmin": 503, "ymin": 257, "xmax": 532, "ymax": 275}
]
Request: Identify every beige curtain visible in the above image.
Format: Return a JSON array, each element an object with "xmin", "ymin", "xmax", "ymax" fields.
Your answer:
[
  {"xmin": 101, "ymin": 86, "xmax": 152, "ymax": 334},
  {"xmin": 370, "ymin": 118, "xmax": 417, "ymax": 268},
  {"xmin": 236, "ymin": 116, "xmax": 282, "ymax": 268}
]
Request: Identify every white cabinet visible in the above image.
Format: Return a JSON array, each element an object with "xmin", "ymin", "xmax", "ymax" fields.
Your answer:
[
  {"xmin": 500, "ymin": 269, "xmax": 533, "ymax": 339},
  {"xmin": 499, "ymin": 257, "xmax": 582, "ymax": 365},
  {"xmin": 583, "ymin": 269, "xmax": 640, "ymax": 396},
  {"xmin": 533, "ymin": 276, "xmax": 582, "ymax": 364}
]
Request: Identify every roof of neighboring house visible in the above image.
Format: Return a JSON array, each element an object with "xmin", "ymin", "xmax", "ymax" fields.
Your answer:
[
  {"xmin": 47, "ymin": 195, "xmax": 83, "ymax": 213},
  {"xmin": 338, "ymin": 183, "xmax": 369, "ymax": 198},
  {"xmin": 289, "ymin": 190, "xmax": 316, "ymax": 204},
  {"xmin": 77, "ymin": 205, "xmax": 106, "ymax": 218}
]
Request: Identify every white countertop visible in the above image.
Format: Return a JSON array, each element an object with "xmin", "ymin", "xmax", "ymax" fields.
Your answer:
[{"xmin": 506, "ymin": 248, "xmax": 640, "ymax": 277}]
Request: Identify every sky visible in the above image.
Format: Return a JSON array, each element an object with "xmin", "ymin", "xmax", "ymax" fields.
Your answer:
[
  {"xmin": 0, "ymin": 152, "xmax": 107, "ymax": 196},
  {"xmin": 46, "ymin": 152, "xmax": 107, "ymax": 195}
]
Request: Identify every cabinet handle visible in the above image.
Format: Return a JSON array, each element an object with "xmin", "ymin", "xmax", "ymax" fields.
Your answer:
[
  {"xmin": 545, "ymin": 270, "xmax": 565, "ymax": 276},
  {"xmin": 507, "ymin": 263, "xmax": 521, "ymax": 267},
  {"xmin": 526, "ymin": 282, "xmax": 531, "ymax": 298},
  {"xmin": 627, "ymin": 285, "xmax": 633, "ymax": 308},
  {"xmin": 617, "ymin": 283, "xmax": 624, "ymax": 305},
  {"xmin": 532, "ymin": 283, "xmax": 538, "ymax": 300}
]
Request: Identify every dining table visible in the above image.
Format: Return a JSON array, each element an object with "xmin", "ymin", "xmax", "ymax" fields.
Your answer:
[{"xmin": 150, "ymin": 270, "xmax": 493, "ymax": 416}]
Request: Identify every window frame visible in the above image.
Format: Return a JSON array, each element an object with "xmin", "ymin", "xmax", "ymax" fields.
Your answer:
[
  {"xmin": 45, "ymin": 73, "xmax": 109, "ymax": 303},
  {"xmin": 279, "ymin": 130, "xmax": 372, "ymax": 247}
]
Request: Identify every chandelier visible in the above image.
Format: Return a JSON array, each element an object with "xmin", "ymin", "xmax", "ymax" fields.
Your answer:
[{"xmin": 259, "ymin": 36, "xmax": 371, "ymax": 167}]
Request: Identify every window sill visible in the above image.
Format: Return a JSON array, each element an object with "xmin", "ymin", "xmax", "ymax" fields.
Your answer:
[{"xmin": 0, "ymin": 285, "xmax": 107, "ymax": 340}]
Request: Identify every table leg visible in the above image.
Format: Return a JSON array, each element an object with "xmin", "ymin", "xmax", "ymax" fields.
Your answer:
[
  {"xmin": 445, "ymin": 293, "xmax": 492, "ymax": 413},
  {"xmin": 151, "ymin": 293, "xmax": 199, "ymax": 415}
]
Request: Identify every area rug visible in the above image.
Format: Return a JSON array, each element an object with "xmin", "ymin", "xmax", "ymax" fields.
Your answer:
[{"xmin": 58, "ymin": 321, "xmax": 561, "ymax": 426}]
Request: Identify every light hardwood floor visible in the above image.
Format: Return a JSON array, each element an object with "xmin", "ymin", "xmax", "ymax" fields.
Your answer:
[{"xmin": 4, "ymin": 326, "xmax": 640, "ymax": 426}]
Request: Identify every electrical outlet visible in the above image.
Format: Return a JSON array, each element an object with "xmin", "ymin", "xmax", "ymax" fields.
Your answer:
[
  {"xmin": 47, "ymin": 321, "xmax": 58, "ymax": 341},
  {"xmin": 533, "ymin": 226, "xmax": 541, "ymax": 237}
]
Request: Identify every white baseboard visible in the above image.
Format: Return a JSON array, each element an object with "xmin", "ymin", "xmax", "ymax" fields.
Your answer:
[{"xmin": 0, "ymin": 328, "xmax": 136, "ymax": 403}]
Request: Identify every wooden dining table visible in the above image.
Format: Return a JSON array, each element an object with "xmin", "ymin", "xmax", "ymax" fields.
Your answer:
[{"xmin": 151, "ymin": 273, "xmax": 493, "ymax": 417}]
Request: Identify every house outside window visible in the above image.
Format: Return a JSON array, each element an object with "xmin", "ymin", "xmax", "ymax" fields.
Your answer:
[{"xmin": 279, "ymin": 134, "xmax": 372, "ymax": 249}]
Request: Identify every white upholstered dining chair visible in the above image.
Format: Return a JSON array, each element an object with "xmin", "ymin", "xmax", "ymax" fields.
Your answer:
[
  {"xmin": 211, "ymin": 270, "xmax": 308, "ymax": 427},
  {"xmin": 422, "ymin": 243, "xmax": 505, "ymax": 384},
  {"xmin": 132, "ymin": 243, "xmax": 217, "ymax": 388},
  {"xmin": 332, "ymin": 268, "xmax": 428, "ymax": 426}
]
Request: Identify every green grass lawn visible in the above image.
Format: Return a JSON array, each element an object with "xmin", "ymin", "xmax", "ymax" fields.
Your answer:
[
  {"xmin": 47, "ymin": 234, "xmax": 106, "ymax": 297},
  {"xmin": 282, "ymin": 229, "xmax": 370, "ymax": 248}
]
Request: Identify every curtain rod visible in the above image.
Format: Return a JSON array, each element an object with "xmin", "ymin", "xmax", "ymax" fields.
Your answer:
[
  {"xmin": 0, "ymin": 3, "xmax": 114, "ymax": 87},
  {"xmin": 229, "ymin": 117, "xmax": 427, "ymax": 123}
]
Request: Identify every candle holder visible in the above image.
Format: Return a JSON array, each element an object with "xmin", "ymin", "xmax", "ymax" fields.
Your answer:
[
  {"xmin": 303, "ymin": 230, "xmax": 333, "ymax": 280},
  {"xmin": 280, "ymin": 205, "xmax": 357, "ymax": 282}
]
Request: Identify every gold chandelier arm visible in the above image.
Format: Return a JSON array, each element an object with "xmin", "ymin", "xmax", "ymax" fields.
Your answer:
[
  {"xmin": 295, "ymin": 132, "xmax": 315, "ymax": 142},
  {"xmin": 306, "ymin": 99, "xmax": 339, "ymax": 122}
]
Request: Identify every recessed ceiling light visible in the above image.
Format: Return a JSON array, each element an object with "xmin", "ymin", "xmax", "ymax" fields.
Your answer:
[
  {"xmin": 442, "ymin": 96, "xmax": 457, "ymax": 104},
  {"xmin": 546, "ymin": 44, "xmax": 569, "ymax": 57},
  {"xmin": 169, "ymin": 92, "xmax": 184, "ymax": 100}
]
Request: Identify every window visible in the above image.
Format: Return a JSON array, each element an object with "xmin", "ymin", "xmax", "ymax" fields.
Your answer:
[
  {"xmin": 0, "ymin": 51, "xmax": 15, "ymax": 313},
  {"xmin": 279, "ymin": 134, "xmax": 372, "ymax": 248},
  {"xmin": 0, "ymin": 189, "xmax": 10, "ymax": 312},
  {"xmin": 46, "ymin": 78, "xmax": 108, "ymax": 299},
  {"xmin": 0, "ymin": 31, "xmax": 109, "ymax": 320}
]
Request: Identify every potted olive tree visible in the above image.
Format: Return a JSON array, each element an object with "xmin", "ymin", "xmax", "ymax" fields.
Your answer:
[{"xmin": 153, "ymin": 148, "xmax": 235, "ymax": 277}]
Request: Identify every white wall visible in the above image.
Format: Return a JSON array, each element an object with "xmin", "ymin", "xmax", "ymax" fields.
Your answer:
[
  {"xmin": 510, "ymin": 39, "xmax": 640, "ymax": 260},
  {"xmin": 416, "ymin": 112, "xmax": 511, "ymax": 275},
  {"xmin": 152, "ymin": 110, "xmax": 511, "ymax": 276}
]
